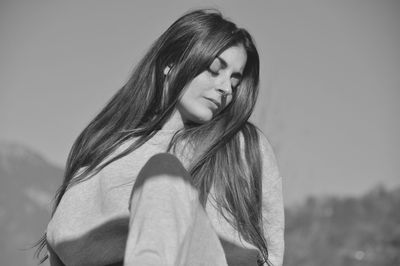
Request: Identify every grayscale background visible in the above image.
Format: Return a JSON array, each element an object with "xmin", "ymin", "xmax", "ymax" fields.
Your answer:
[{"xmin": 1, "ymin": 0, "xmax": 399, "ymax": 265}]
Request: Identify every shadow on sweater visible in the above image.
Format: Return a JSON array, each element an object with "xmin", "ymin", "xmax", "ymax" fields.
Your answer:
[{"xmin": 50, "ymin": 153, "xmax": 258, "ymax": 266}]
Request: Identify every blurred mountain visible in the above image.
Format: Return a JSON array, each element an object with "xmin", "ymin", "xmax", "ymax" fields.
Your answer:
[
  {"xmin": 284, "ymin": 184, "xmax": 400, "ymax": 266},
  {"xmin": 0, "ymin": 141, "xmax": 62, "ymax": 266}
]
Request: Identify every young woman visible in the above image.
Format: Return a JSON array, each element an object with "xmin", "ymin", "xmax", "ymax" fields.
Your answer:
[{"xmin": 36, "ymin": 8, "xmax": 284, "ymax": 266}]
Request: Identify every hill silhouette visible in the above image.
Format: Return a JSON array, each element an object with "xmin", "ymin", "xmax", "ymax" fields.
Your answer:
[{"xmin": 0, "ymin": 141, "xmax": 62, "ymax": 266}]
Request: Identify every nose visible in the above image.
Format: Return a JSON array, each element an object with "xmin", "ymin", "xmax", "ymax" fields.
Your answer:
[{"xmin": 216, "ymin": 76, "xmax": 232, "ymax": 96}]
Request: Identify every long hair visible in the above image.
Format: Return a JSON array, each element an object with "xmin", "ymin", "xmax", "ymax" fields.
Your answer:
[{"xmin": 35, "ymin": 8, "xmax": 271, "ymax": 265}]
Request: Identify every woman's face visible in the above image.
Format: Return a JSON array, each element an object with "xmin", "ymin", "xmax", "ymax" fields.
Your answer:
[{"xmin": 176, "ymin": 44, "xmax": 247, "ymax": 124}]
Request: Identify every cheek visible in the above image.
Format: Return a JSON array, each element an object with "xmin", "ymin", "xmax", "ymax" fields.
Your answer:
[
  {"xmin": 182, "ymin": 75, "xmax": 212, "ymax": 100},
  {"xmin": 178, "ymin": 91, "xmax": 209, "ymax": 115},
  {"xmin": 177, "ymin": 78, "xmax": 215, "ymax": 123},
  {"xmin": 191, "ymin": 74, "xmax": 212, "ymax": 92}
]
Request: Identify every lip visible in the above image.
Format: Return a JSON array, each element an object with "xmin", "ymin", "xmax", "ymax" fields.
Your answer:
[{"xmin": 204, "ymin": 97, "xmax": 221, "ymax": 109}]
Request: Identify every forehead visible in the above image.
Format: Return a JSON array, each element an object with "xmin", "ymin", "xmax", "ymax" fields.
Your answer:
[{"xmin": 216, "ymin": 44, "xmax": 247, "ymax": 73}]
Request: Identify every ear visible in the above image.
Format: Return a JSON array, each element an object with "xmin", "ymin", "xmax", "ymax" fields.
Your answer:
[{"xmin": 163, "ymin": 64, "xmax": 173, "ymax": 76}]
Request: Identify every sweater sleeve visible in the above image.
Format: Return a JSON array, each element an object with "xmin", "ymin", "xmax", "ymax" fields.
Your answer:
[{"xmin": 258, "ymin": 133, "xmax": 285, "ymax": 266}]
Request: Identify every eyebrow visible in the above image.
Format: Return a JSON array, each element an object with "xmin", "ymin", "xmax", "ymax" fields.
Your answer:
[{"xmin": 216, "ymin": 57, "xmax": 243, "ymax": 79}]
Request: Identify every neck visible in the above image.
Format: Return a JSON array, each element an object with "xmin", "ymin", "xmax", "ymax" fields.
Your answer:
[{"xmin": 161, "ymin": 110, "xmax": 185, "ymax": 131}]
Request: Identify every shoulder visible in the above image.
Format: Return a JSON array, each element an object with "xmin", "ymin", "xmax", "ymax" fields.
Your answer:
[
  {"xmin": 257, "ymin": 130, "xmax": 280, "ymax": 172},
  {"xmin": 259, "ymin": 131, "xmax": 281, "ymax": 187},
  {"xmin": 237, "ymin": 125, "xmax": 279, "ymax": 165},
  {"xmin": 236, "ymin": 125, "xmax": 280, "ymax": 179}
]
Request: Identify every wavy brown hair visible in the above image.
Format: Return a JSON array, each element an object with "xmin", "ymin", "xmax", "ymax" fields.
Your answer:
[{"xmin": 35, "ymin": 8, "xmax": 272, "ymax": 265}]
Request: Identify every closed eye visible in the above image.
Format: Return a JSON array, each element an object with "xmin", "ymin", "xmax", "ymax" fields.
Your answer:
[
  {"xmin": 208, "ymin": 58, "xmax": 222, "ymax": 76},
  {"xmin": 208, "ymin": 57, "xmax": 243, "ymax": 90},
  {"xmin": 231, "ymin": 77, "xmax": 241, "ymax": 90},
  {"xmin": 207, "ymin": 68, "xmax": 219, "ymax": 76}
]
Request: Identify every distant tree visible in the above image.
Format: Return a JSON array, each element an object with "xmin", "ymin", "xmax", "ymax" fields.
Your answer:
[{"xmin": 284, "ymin": 185, "xmax": 400, "ymax": 266}]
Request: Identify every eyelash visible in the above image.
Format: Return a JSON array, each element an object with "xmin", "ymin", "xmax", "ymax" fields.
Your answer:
[{"xmin": 207, "ymin": 68, "xmax": 219, "ymax": 76}]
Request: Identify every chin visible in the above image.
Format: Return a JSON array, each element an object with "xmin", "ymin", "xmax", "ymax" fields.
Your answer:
[
  {"xmin": 178, "ymin": 103, "xmax": 216, "ymax": 125},
  {"xmin": 190, "ymin": 116, "xmax": 213, "ymax": 124},
  {"xmin": 187, "ymin": 110, "xmax": 214, "ymax": 124}
]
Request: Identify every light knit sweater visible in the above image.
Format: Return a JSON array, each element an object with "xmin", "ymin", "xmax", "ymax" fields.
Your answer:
[{"xmin": 46, "ymin": 130, "xmax": 284, "ymax": 266}]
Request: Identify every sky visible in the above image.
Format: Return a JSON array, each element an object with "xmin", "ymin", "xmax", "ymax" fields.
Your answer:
[{"xmin": 1, "ymin": 0, "xmax": 399, "ymax": 205}]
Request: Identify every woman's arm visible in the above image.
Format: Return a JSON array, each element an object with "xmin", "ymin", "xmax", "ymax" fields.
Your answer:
[{"xmin": 259, "ymin": 133, "xmax": 285, "ymax": 266}]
